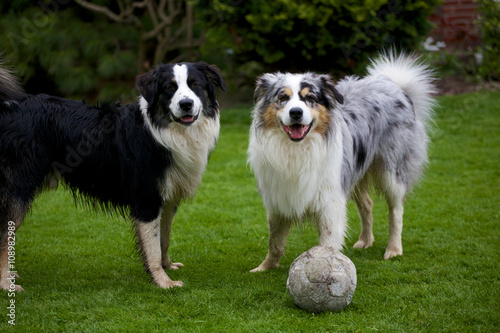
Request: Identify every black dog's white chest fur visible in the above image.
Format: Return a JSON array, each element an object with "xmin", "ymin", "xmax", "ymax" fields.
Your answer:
[
  {"xmin": 137, "ymin": 63, "xmax": 222, "ymax": 202},
  {"xmin": 139, "ymin": 96, "xmax": 220, "ymax": 202}
]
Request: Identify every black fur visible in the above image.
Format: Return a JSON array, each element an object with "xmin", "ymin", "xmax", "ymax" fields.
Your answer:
[
  {"xmin": 0, "ymin": 86, "xmax": 172, "ymax": 222},
  {"xmin": 137, "ymin": 62, "xmax": 226, "ymax": 128},
  {"xmin": 319, "ymin": 75, "xmax": 344, "ymax": 106},
  {"xmin": 0, "ymin": 61, "xmax": 226, "ymax": 289},
  {"xmin": 0, "ymin": 62, "xmax": 225, "ymax": 222}
]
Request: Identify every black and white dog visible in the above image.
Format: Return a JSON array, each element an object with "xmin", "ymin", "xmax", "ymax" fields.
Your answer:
[
  {"xmin": 0, "ymin": 62, "xmax": 226, "ymax": 290},
  {"xmin": 248, "ymin": 52, "xmax": 436, "ymax": 272}
]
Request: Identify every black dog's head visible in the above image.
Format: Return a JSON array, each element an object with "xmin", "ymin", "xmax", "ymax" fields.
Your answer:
[{"xmin": 137, "ymin": 62, "xmax": 226, "ymax": 127}]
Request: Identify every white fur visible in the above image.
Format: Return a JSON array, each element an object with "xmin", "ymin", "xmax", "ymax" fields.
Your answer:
[
  {"xmin": 280, "ymin": 75, "xmax": 313, "ymax": 126},
  {"xmin": 367, "ymin": 51, "xmax": 436, "ymax": 126},
  {"xmin": 134, "ymin": 213, "xmax": 183, "ymax": 288},
  {"xmin": 169, "ymin": 64, "xmax": 203, "ymax": 119},
  {"xmin": 249, "ymin": 52, "xmax": 436, "ymax": 269},
  {"xmin": 139, "ymin": 97, "xmax": 219, "ymax": 202},
  {"xmin": 248, "ymin": 120, "xmax": 348, "ymax": 273},
  {"xmin": 249, "ymin": 121, "xmax": 343, "ymax": 226}
]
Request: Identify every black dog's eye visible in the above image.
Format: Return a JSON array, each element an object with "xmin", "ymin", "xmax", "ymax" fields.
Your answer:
[
  {"xmin": 278, "ymin": 93, "xmax": 289, "ymax": 104},
  {"xmin": 167, "ymin": 83, "xmax": 177, "ymax": 91},
  {"xmin": 192, "ymin": 81, "xmax": 200, "ymax": 88}
]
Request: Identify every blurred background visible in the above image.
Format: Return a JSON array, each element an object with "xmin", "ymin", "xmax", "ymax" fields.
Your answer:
[{"xmin": 0, "ymin": 0, "xmax": 498, "ymax": 106}]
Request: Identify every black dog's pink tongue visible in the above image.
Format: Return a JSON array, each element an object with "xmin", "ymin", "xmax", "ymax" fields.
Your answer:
[
  {"xmin": 282, "ymin": 124, "xmax": 310, "ymax": 140},
  {"xmin": 181, "ymin": 115, "xmax": 194, "ymax": 123}
]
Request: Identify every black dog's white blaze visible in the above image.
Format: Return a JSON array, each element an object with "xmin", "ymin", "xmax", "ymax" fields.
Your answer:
[
  {"xmin": 169, "ymin": 64, "xmax": 204, "ymax": 125},
  {"xmin": 0, "ymin": 61, "xmax": 226, "ymax": 290}
]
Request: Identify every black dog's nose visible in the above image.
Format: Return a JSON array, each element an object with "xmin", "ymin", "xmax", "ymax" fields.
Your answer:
[
  {"xmin": 179, "ymin": 98, "xmax": 194, "ymax": 111},
  {"xmin": 289, "ymin": 108, "xmax": 303, "ymax": 121}
]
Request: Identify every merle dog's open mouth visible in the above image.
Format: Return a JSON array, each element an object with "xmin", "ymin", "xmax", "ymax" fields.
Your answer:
[
  {"xmin": 281, "ymin": 122, "xmax": 313, "ymax": 141},
  {"xmin": 173, "ymin": 113, "xmax": 199, "ymax": 125}
]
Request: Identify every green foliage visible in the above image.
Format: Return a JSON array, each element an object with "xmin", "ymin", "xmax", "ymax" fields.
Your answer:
[
  {"xmin": 1, "ymin": 91, "xmax": 499, "ymax": 331},
  {"xmin": 0, "ymin": 5, "xmax": 138, "ymax": 100},
  {"xmin": 420, "ymin": 49, "xmax": 479, "ymax": 79},
  {"xmin": 477, "ymin": 0, "xmax": 500, "ymax": 80},
  {"xmin": 199, "ymin": 0, "xmax": 440, "ymax": 75},
  {"xmin": 0, "ymin": 1, "xmax": 441, "ymax": 100}
]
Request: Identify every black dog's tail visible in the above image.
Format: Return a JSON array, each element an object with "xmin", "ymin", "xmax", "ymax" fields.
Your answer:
[{"xmin": 0, "ymin": 63, "xmax": 25, "ymax": 102}]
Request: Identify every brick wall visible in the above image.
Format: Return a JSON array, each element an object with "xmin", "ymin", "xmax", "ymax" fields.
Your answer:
[{"xmin": 429, "ymin": 0, "xmax": 482, "ymax": 49}]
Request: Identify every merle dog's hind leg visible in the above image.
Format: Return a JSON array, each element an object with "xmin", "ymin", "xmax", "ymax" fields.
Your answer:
[
  {"xmin": 380, "ymin": 172, "xmax": 406, "ymax": 260},
  {"xmin": 353, "ymin": 177, "xmax": 375, "ymax": 249},
  {"xmin": 0, "ymin": 197, "xmax": 30, "ymax": 291}
]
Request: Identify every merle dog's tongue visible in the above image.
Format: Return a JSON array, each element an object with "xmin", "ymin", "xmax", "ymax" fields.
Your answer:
[
  {"xmin": 282, "ymin": 124, "xmax": 311, "ymax": 140},
  {"xmin": 181, "ymin": 115, "xmax": 194, "ymax": 123},
  {"xmin": 290, "ymin": 125, "xmax": 306, "ymax": 140}
]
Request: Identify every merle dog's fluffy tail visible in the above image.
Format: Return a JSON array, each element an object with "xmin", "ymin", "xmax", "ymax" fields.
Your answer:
[
  {"xmin": 367, "ymin": 50, "xmax": 437, "ymax": 128},
  {"xmin": 0, "ymin": 63, "xmax": 25, "ymax": 102}
]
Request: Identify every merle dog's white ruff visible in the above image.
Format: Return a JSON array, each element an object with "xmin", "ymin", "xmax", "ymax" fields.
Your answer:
[{"xmin": 248, "ymin": 52, "xmax": 436, "ymax": 271}]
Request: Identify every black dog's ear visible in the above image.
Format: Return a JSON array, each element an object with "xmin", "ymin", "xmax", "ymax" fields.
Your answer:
[
  {"xmin": 136, "ymin": 68, "xmax": 158, "ymax": 105},
  {"xmin": 320, "ymin": 75, "xmax": 344, "ymax": 105},
  {"xmin": 197, "ymin": 62, "xmax": 227, "ymax": 92},
  {"xmin": 254, "ymin": 73, "xmax": 279, "ymax": 103}
]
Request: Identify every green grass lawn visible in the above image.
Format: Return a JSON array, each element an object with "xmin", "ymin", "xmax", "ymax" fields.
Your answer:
[{"xmin": 3, "ymin": 90, "xmax": 499, "ymax": 332}]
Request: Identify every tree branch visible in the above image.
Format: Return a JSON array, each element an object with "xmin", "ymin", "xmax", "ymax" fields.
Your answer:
[
  {"xmin": 76, "ymin": 0, "xmax": 204, "ymax": 67},
  {"xmin": 158, "ymin": 0, "xmax": 169, "ymax": 22},
  {"xmin": 75, "ymin": 0, "xmax": 143, "ymax": 29},
  {"xmin": 74, "ymin": 0, "xmax": 124, "ymax": 23},
  {"xmin": 117, "ymin": 0, "xmax": 125, "ymax": 13},
  {"xmin": 142, "ymin": 3, "xmax": 182, "ymax": 42},
  {"xmin": 133, "ymin": 0, "xmax": 151, "ymax": 8},
  {"xmin": 147, "ymin": 1, "xmax": 160, "ymax": 28}
]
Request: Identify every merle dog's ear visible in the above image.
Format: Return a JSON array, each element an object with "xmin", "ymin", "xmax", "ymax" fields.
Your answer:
[
  {"xmin": 197, "ymin": 62, "xmax": 227, "ymax": 92},
  {"xmin": 254, "ymin": 73, "xmax": 278, "ymax": 104},
  {"xmin": 320, "ymin": 75, "xmax": 344, "ymax": 105},
  {"xmin": 136, "ymin": 68, "xmax": 158, "ymax": 105}
]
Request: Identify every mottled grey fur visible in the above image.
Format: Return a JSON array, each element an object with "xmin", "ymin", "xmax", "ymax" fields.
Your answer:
[
  {"xmin": 336, "ymin": 73, "xmax": 431, "ymax": 194},
  {"xmin": 248, "ymin": 51, "xmax": 437, "ymax": 267}
]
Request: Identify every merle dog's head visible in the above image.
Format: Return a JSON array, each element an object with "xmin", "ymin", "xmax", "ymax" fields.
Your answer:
[
  {"xmin": 253, "ymin": 73, "xmax": 343, "ymax": 142},
  {"xmin": 137, "ymin": 62, "xmax": 226, "ymax": 127}
]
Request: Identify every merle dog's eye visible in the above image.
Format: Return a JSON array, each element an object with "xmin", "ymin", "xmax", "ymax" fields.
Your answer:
[
  {"xmin": 167, "ymin": 84, "xmax": 177, "ymax": 91},
  {"xmin": 192, "ymin": 81, "xmax": 200, "ymax": 88},
  {"xmin": 306, "ymin": 94, "xmax": 317, "ymax": 103},
  {"xmin": 278, "ymin": 93, "xmax": 289, "ymax": 103}
]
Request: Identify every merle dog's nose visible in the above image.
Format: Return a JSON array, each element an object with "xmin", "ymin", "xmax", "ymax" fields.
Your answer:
[
  {"xmin": 179, "ymin": 98, "xmax": 194, "ymax": 111},
  {"xmin": 289, "ymin": 108, "xmax": 303, "ymax": 121}
]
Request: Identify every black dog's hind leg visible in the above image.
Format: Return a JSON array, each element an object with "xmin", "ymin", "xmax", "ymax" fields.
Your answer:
[{"xmin": 0, "ymin": 197, "xmax": 30, "ymax": 291}]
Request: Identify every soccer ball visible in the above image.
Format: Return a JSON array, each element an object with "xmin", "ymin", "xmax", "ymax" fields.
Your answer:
[{"xmin": 286, "ymin": 246, "xmax": 357, "ymax": 312}]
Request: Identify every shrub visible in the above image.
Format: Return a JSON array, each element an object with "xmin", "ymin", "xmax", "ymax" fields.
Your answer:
[
  {"xmin": 0, "ymin": 6, "xmax": 138, "ymax": 100},
  {"xmin": 199, "ymin": 0, "xmax": 440, "ymax": 76},
  {"xmin": 477, "ymin": 0, "xmax": 500, "ymax": 80}
]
